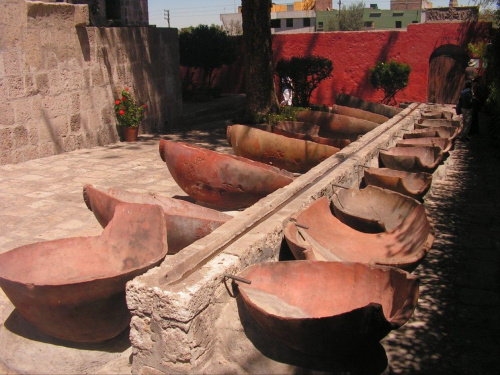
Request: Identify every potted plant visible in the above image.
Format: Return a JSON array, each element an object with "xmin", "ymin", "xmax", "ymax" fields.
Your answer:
[{"xmin": 114, "ymin": 88, "xmax": 146, "ymax": 142}]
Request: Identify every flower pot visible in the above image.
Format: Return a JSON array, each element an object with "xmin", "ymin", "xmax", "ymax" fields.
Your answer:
[{"xmin": 122, "ymin": 126, "xmax": 139, "ymax": 142}]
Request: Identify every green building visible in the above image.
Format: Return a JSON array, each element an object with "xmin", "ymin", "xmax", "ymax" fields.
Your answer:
[{"xmin": 316, "ymin": 6, "xmax": 422, "ymax": 31}]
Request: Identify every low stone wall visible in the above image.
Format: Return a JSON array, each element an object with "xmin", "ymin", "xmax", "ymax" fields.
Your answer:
[
  {"xmin": 126, "ymin": 103, "xmax": 423, "ymax": 374},
  {"xmin": 0, "ymin": 0, "xmax": 182, "ymax": 165}
]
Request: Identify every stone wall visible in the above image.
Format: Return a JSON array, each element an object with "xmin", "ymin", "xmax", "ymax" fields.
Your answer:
[{"xmin": 0, "ymin": 0, "xmax": 182, "ymax": 165}]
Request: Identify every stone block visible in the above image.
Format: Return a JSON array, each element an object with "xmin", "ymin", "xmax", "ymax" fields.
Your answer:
[
  {"xmin": 7, "ymin": 77, "xmax": 25, "ymax": 100},
  {"xmin": 73, "ymin": 4, "xmax": 89, "ymax": 27},
  {"xmin": 70, "ymin": 113, "xmax": 81, "ymax": 132},
  {"xmin": 12, "ymin": 126, "xmax": 28, "ymax": 147},
  {"xmin": 0, "ymin": 102, "xmax": 15, "ymax": 125},
  {"xmin": 35, "ymin": 73, "xmax": 49, "ymax": 95},
  {"xmin": 0, "ymin": 128, "xmax": 13, "ymax": 151},
  {"xmin": 1, "ymin": 49, "xmax": 22, "ymax": 76}
]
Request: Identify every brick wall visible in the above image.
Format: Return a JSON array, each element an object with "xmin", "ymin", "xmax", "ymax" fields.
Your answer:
[{"xmin": 0, "ymin": 0, "xmax": 182, "ymax": 165}]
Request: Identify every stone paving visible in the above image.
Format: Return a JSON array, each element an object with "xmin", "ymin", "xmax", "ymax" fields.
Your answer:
[{"xmin": 0, "ymin": 110, "xmax": 499, "ymax": 374}]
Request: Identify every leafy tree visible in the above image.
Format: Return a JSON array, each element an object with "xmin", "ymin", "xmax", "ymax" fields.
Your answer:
[
  {"xmin": 369, "ymin": 60, "xmax": 411, "ymax": 105},
  {"xmin": 179, "ymin": 25, "xmax": 237, "ymax": 89},
  {"xmin": 241, "ymin": 0, "xmax": 280, "ymax": 121},
  {"xmin": 276, "ymin": 56, "xmax": 333, "ymax": 107},
  {"xmin": 324, "ymin": 2, "xmax": 365, "ymax": 31},
  {"xmin": 339, "ymin": 1, "xmax": 365, "ymax": 31}
]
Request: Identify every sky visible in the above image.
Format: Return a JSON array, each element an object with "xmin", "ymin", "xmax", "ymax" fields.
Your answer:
[{"xmin": 148, "ymin": 0, "xmax": 462, "ymax": 30}]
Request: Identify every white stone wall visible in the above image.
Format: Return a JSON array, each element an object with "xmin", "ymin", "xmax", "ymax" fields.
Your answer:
[{"xmin": 0, "ymin": 0, "xmax": 182, "ymax": 165}]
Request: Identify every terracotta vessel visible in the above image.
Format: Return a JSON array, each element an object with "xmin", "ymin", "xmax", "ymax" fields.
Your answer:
[
  {"xmin": 421, "ymin": 109, "xmax": 454, "ymax": 119},
  {"xmin": 0, "ymin": 203, "xmax": 168, "ymax": 343},
  {"xmin": 272, "ymin": 121, "xmax": 351, "ymax": 148},
  {"xmin": 235, "ymin": 260, "xmax": 419, "ymax": 354},
  {"xmin": 416, "ymin": 118, "xmax": 461, "ymax": 128},
  {"xmin": 397, "ymin": 137, "xmax": 452, "ymax": 153},
  {"xmin": 404, "ymin": 126, "xmax": 458, "ymax": 141},
  {"xmin": 83, "ymin": 184, "xmax": 231, "ymax": 254},
  {"xmin": 284, "ymin": 196, "xmax": 433, "ymax": 271},
  {"xmin": 379, "ymin": 146, "xmax": 443, "ymax": 173},
  {"xmin": 296, "ymin": 110, "xmax": 379, "ymax": 141},
  {"xmin": 335, "ymin": 93, "xmax": 402, "ymax": 118},
  {"xmin": 226, "ymin": 124, "xmax": 340, "ymax": 173},
  {"xmin": 329, "ymin": 104, "xmax": 389, "ymax": 124},
  {"xmin": 331, "ymin": 186, "xmax": 421, "ymax": 233},
  {"xmin": 363, "ymin": 167, "xmax": 432, "ymax": 200},
  {"xmin": 121, "ymin": 126, "xmax": 139, "ymax": 142},
  {"xmin": 159, "ymin": 139, "xmax": 294, "ymax": 209}
]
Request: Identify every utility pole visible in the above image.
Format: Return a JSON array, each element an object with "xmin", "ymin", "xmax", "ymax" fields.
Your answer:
[
  {"xmin": 338, "ymin": 0, "xmax": 341, "ymax": 29},
  {"xmin": 164, "ymin": 9, "xmax": 170, "ymax": 27}
]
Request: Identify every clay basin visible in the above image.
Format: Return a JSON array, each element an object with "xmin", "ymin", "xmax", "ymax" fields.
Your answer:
[
  {"xmin": 283, "ymin": 196, "xmax": 433, "ymax": 271},
  {"xmin": 0, "ymin": 202, "xmax": 168, "ymax": 343},
  {"xmin": 227, "ymin": 124, "xmax": 340, "ymax": 173},
  {"xmin": 416, "ymin": 118, "xmax": 461, "ymax": 128},
  {"xmin": 397, "ymin": 137, "xmax": 452, "ymax": 153},
  {"xmin": 403, "ymin": 126, "xmax": 458, "ymax": 141},
  {"xmin": 379, "ymin": 146, "xmax": 443, "ymax": 173},
  {"xmin": 159, "ymin": 139, "xmax": 294, "ymax": 210},
  {"xmin": 329, "ymin": 104, "xmax": 389, "ymax": 124},
  {"xmin": 83, "ymin": 184, "xmax": 232, "ymax": 254},
  {"xmin": 331, "ymin": 186, "xmax": 421, "ymax": 233},
  {"xmin": 273, "ymin": 121, "xmax": 351, "ymax": 148},
  {"xmin": 235, "ymin": 260, "xmax": 419, "ymax": 354},
  {"xmin": 296, "ymin": 110, "xmax": 380, "ymax": 141},
  {"xmin": 363, "ymin": 167, "xmax": 432, "ymax": 200}
]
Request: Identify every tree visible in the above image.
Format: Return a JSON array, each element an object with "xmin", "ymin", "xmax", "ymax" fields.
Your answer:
[
  {"xmin": 276, "ymin": 56, "xmax": 333, "ymax": 107},
  {"xmin": 241, "ymin": 0, "xmax": 279, "ymax": 121},
  {"xmin": 369, "ymin": 60, "xmax": 411, "ymax": 105},
  {"xmin": 339, "ymin": 1, "xmax": 365, "ymax": 31},
  {"xmin": 179, "ymin": 25, "xmax": 237, "ymax": 90}
]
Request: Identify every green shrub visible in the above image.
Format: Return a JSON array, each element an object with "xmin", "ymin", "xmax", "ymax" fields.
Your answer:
[
  {"xmin": 276, "ymin": 56, "xmax": 333, "ymax": 107},
  {"xmin": 369, "ymin": 60, "xmax": 411, "ymax": 105}
]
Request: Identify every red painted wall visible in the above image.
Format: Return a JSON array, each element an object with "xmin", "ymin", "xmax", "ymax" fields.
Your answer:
[{"xmin": 182, "ymin": 22, "xmax": 491, "ymax": 105}]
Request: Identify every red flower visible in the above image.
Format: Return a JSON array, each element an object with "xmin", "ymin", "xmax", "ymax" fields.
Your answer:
[
  {"xmin": 119, "ymin": 110, "xmax": 125, "ymax": 116},
  {"xmin": 125, "ymin": 88, "xmax": 130, "ymax": 92},
  {"xmin": 115, "ymin": 100, "xmax": 120, "ymax": 105},
  {"xmin": 122, "ymin": 97, "xmax": 126, "ymax": 101},
  {"xmin": 143, "ymin": 104, "xmax": 147, "ymax": 108}
]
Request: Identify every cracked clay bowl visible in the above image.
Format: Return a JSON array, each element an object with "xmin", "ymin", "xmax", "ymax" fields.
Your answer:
[
  {"xmin": 159, "ymin": 139, "xmax": 294, "ymax": 209},
  {"xmin": 235, "ymin": 260, "xmax": 419, "ymax": 355},
  {"xmin": 0, "ymin": 202, "xmax": 168, "ymax": 343}
]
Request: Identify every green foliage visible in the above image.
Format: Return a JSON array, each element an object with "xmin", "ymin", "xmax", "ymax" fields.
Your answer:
[
  {"xmin": 265, "ymin": 106, "xmax": 307, "ymax": 126},
  {"xmin": 276, "ymin": 56, "xmax": 333, "ymax": 107},
  {"xmin": 339, "ymin": 1, "xmax": 365, "ymax": 31},
  {"xmin": 179, "ymin": 25, "xmax": 238, "ymax": 89},
  {"xmin": 369, "ymin": 60, "xmax": 411, "ymax": 105},
  {"xmin": 114, "ymin": 89, "xmax": 146, "ymax": 128}
]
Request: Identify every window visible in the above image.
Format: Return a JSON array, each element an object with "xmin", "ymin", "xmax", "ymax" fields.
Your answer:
[
  {"xmin": 271, "ymin": 19, "xmax": 281, "ymax": 28},
  {"xmin": 393, "ymin": 12, "xmax": 404, "ymax": 16},
  {"xmin": 364, "ymin": 21, "xmax": 375, "ymax": 28},
  {"xmin": 286, "ymin": 18, "xmax": 293, "ymax": 27},
  {"xmin": 395, "ymin": 21, "xmax": 402, "ymax": 28},
  {"xmin": 303, "ymin": 18, "xmax": 311, "ymax": 27},
  {"xmin": 317, "ymin": 21, "xmax": 324, "ymax": 31},
  {"xmin": 369, "ymin": 12, "xmax": 382, "ymax": 17}
]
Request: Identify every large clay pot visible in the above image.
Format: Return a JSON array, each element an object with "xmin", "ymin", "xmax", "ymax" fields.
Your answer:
[
  {"xmin": 0, "ymin": 202, "xmax": 168, "ymax": 343},
  {"xmin": 329, "ymin": 104, "xmax": 389, "ymax": 124},
  {"xmin": 296, "ymin": 110, "xmax": 379, "ymax": 141},
  {"xmin": 234, "ymin": 260, "xmax": 419, "ymax": 355},
  {"xmin": 227, "ymin": 124, "xmax": 340, "ymax": 173},
  {"xmin": 83, "ymin": 184, "xmax": 232, "ymax": 254},
  {"xmin": 159, "ymin": 139, "xmax": 294, "ymax": 209},
  {"xmin": 363, "ymin": 167, "xmax": 432, "ymax": 201},
  {"xmin": 284, "ymin": 196, "xmax": 433, "ymax": 271}
]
